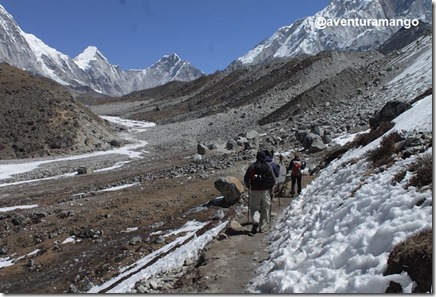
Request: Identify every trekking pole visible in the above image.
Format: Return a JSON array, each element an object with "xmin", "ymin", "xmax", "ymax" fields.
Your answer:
[
  {"xmin": 247, "ymin": 185, "xmax": 251, "ymax": 224},
  {"xmin": 269, "ymin": 188, "xmax": 273, "ymax": 231}
]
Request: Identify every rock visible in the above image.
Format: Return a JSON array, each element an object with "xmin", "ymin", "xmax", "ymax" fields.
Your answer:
[
  {"xmin": 197, "ymin": 143, "xmax": 207, "ymax": 155},
  {"xmin": 192, "ymin": 153, "xmax": 202, "ymax": 162},
  {"xmin": 11, "ymin": 215, "xmax": 26, "ymax": 226},
  {"xmin": 322, "ymin": 131, "xmax": 334, "ymax": 144},
  {"xmin": 110, "ymin": 139, "xmax": 122, "ymax": 147},
  {"xmin": 77, "ymin": 167, "xmax": 93, "ymax": 175},
  {"xmin": 308, "ymin": 138, "xmax": 327, "ymax": 153},
  {"xmin": 311, "ymin": 125, "xmax": 324, "ymax": 137},
  {"xmin": 225, "ymin": 220, "xmax": 247, "ymax": 235},
  {"xmin": 0, "ymin": 246, "xmax": 8, "ymax": 255},
  {"xmin": 76, "ymin": 227, "xmax": 101, "ymax": 239},
  {"xmin": 205, "ymin": 141, "xmax": 219, "ymax": 150},
  {"xmin": 244, "ymin": 130, "xmax": 260, "ymax": 140},
  {"xmin": 136, "ymin": 284, "xmax": 149, "ymax": 293},
  {"xmin": 27, "ymin": 258, "xmax": 35, "ymax": 267},
  {"xmin": 295, "ymin": 130, "xmax": 309, "ymax": 142},
  {"xmin": 369, "ymin": 100, "xmax": 411, "ymax": 129},
  {"xmin": 213, "ymin": 210, "xmax": 225, "ymax": 220},
  {"xmin": 235, "ymin": 136, "xmax": 247, "ymax": 146},
  {"xmin": 240, "ymin": 130, "xmax": 260, "ymax": 150},
  {"xmin": 301, "ymin": 133, "xmax": 317, "ymax": 149},
  {"xmin": 129, "ymin": 236, "xmax": 143, "ymax": 245},
  {"xmin": 151, "ymin": 221, "xmax": 165, "ymax": 229},
  {"xmin": 226, "ymin": 139, "xmax": 237, "ymax": 150},
  {"xmin": 30, "ymin": 212, "xmax": 46, "ymax": 223},
  {"xmin": 58, "ymin": 210, "xmax": 73, "ymax": 218},
  {"xmin": 214, "ymin": 176, "xmax": 244, "ymax": 206},
  {"xmin": 149, "ymin": 280, "xmax": 159, "ymax": 290}
]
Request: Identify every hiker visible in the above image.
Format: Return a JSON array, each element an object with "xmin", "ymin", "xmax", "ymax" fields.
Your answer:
[
  {"xmin": 287, "ymin": 153, "xmax": 306, "ymax": 196},
  {"xmin": 264, "ymin": 150, "xmax": 280, "ymax": 203},
  {"xmin": 279, "ymin": 154, "xmax": 284, "ymax": 164},
  {"xmin": 244, "ymin": 151, "xmax": 276, "ymax": 234},
  {"xmin": 264, "ymin": 150, "xmax": 280, "ymax": 178}
]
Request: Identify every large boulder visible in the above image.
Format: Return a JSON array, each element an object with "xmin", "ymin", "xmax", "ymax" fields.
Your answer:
[
  {"xmin": 369, "ymin": 101, "xmax": 411, "ymax": 129},
  {"xmin": 301, "ymin": 133, "xmax": 318, "ymax": 149},
  {"xmin": 308, "ymin": 138, "xmax": 327, "ymax": 153},
  {"xmin": 240, "ymin": 130, "xmax": 260, "ymax": 150},
  {"xmin": 311, "ymin": 125, "xmax": 324, "ymax": 137},
  {"xmin": 214, "ymin": 176, "xmax": 244, "ymax": 207}
]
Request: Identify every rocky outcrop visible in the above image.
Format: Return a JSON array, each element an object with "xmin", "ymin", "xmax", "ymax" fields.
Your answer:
[{"xmin": 369, "ymin": 100, "xmax": 412, "ymax": 129}]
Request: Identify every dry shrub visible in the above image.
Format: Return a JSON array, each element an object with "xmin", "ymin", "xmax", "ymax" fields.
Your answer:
[
  {"xmin": 367, "ymin": 131, "xmax": 403, "ymax": 167},
  {"xmin": 384, "ymin": 229, "xmax": 432, "ymax": 293},
  {"xmin": 407, "ymin": 153, "xmax": 432, "ymax": 189},
  {"xmin": 348, "ymin": 121, "xmax": 394, "ymax": 149},
  {"xmin": 392, "ymin": 169, "xmax": 407, "ymax": 184}
]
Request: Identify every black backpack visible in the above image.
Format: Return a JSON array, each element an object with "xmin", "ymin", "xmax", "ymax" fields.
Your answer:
[{"xmin": 250, "ymin": 162, "xmax": 275, "ymax": 188}]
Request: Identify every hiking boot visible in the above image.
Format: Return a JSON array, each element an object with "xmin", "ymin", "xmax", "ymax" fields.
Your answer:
[
  {"xmin": 259, "ymin": 223, "xmax": 268, "ymax": 233},
  {"xmin": 251, "ymin": 223, "xmax": 259, "ymax": 234}
]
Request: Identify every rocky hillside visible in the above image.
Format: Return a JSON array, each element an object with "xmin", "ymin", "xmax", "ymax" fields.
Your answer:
[
  {"xmin": 0, "ymin": 63, "xmax": 122, "ymax": 159},
  {"xmin": 83, "ymin": 25, "xmax": 431, "ymax": 163}
]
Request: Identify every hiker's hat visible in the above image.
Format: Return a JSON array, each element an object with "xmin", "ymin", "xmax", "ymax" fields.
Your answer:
[{"xmin": 256, "ymin": 151, "xmax": 266, "ymax": 161}]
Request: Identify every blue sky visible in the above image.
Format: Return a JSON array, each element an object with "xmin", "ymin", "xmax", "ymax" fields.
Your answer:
[{"xmin": 1, "ymin": 0, "xmax": 330, "ymax": 74}]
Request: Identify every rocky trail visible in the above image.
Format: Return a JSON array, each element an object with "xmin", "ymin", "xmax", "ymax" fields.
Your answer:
[{"xmin": 168, "ymin": 174, "xmax": 316, "ymax": 294}]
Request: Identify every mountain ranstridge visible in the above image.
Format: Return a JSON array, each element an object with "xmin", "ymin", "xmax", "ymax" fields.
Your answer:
[
  {"xmin": 0, "ymin": 5, "xmax": 203, "ymax": 96},
  {"xmin": 230, "ymin": 0, "xmax": 431, "ymax": 69}
]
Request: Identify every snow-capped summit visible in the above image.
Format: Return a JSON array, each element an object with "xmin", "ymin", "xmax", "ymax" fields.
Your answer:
[
  {"xmin": 147, "ymin": 53, "xmax": 204, "ymax": 83},
  {"xmin": 160, "ymin": 53, "xmax": 182, "ymax": 63},
  {"xmin": 0, "ymin": 4, "xmax": 84, "ymax": 87},
  {"xmin": 231, "ymin": 0, "xmax": 431, "ymax": 68},
  {"xmin": 0, "ymin": 4, "xmax": 204, "ymax": 96},
  {"xmin": 73, "ymin": 46, "xmax": 108, "ymax": 71}
]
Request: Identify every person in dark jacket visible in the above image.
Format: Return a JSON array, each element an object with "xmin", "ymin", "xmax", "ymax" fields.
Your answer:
[
  {"xmin": 244, "ymin": 151, "xmax": 276, "ymax": 234},
  {"xmin": 287, "ymin": 153, "xmax": 306, "ymax": 196},
  {"xmin": 264, "ymin": 150, "xmax": 280, "ymax": 178}
]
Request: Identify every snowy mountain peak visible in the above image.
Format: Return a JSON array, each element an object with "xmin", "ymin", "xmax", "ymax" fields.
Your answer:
[
  {"xmin": 152, "ymin": 53, "xmax": 183, "ymax": 68},
  {"xmin": 0, "ymin": 4, "xmax": 14, "ymax": 20},
  {"xmin": 73, "ymin": 46, "xmax": 108, "ymax": 71},
  {"xmin": 232, "ymin": 0, "xmax": 432, "ymax": 68},
  {"xmin": 0, "ymin": 4, "xmax": 203, "ymax": 96},
  {"xmin": 162, "ymin": 53, "xmax": 181, "ymax": 61},
  {"xmin": 147, "ymin": 53, "xmax": 204, "ymax": 84}
]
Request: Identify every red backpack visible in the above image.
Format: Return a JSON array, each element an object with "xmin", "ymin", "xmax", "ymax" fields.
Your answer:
[{"xmin": 291, "ymin": 160, "xmax": 302, "ymax": 176}]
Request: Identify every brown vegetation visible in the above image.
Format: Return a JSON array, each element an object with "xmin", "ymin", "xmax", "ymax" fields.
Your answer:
[
  {"xmin": 348, "ymin": 121, "xmax": 395, "ymax": 149},
  {"xmin": 407, "ymin": 153, "xmax": 432, "ymax": 189},
  {"xmin": 366, "ymin": 131, "xmax": 403, "ymax": 167},
  {"xmin": 384, "ymin": 229, "xmax": 432, "ymax": 293}
]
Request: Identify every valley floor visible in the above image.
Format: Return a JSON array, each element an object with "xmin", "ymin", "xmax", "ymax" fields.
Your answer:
[{"xmin": 0, "ymin": 114, "xmax": 312, "ymax": 294}]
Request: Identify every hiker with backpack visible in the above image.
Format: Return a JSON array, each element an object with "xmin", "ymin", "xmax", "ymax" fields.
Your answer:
[
  {"xmin": 264, "ymin": 150, "xmax": 280, "ymax": 178},
  {"xmin": 287, "ymin": 153, "xmax": 306, "ymax": 196},
  {"xmin": 244, "ymin": 151, "xmax": 276, "ymax": 234}
]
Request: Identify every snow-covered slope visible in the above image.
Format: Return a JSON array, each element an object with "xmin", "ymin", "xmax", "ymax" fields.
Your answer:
[
  {"xmin": 232, "ymin": 0, "xmax": 431, "ymax": 68},
  {"xmin": 246, "ymin": 97, "xmax": 432, "ymax": 293},
  {"xmin": 246, "ymin": 29, "xmax": 432, "ymax": 294},
  {"xmin": 0, "ymin": 5, "xmax": 203, "ymax": 96}
]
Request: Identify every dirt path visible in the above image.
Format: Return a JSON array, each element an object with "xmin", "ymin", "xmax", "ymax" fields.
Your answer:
[{"xmin": 170, "ymin": 172, "xmax": 316, "ymax": 293}]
